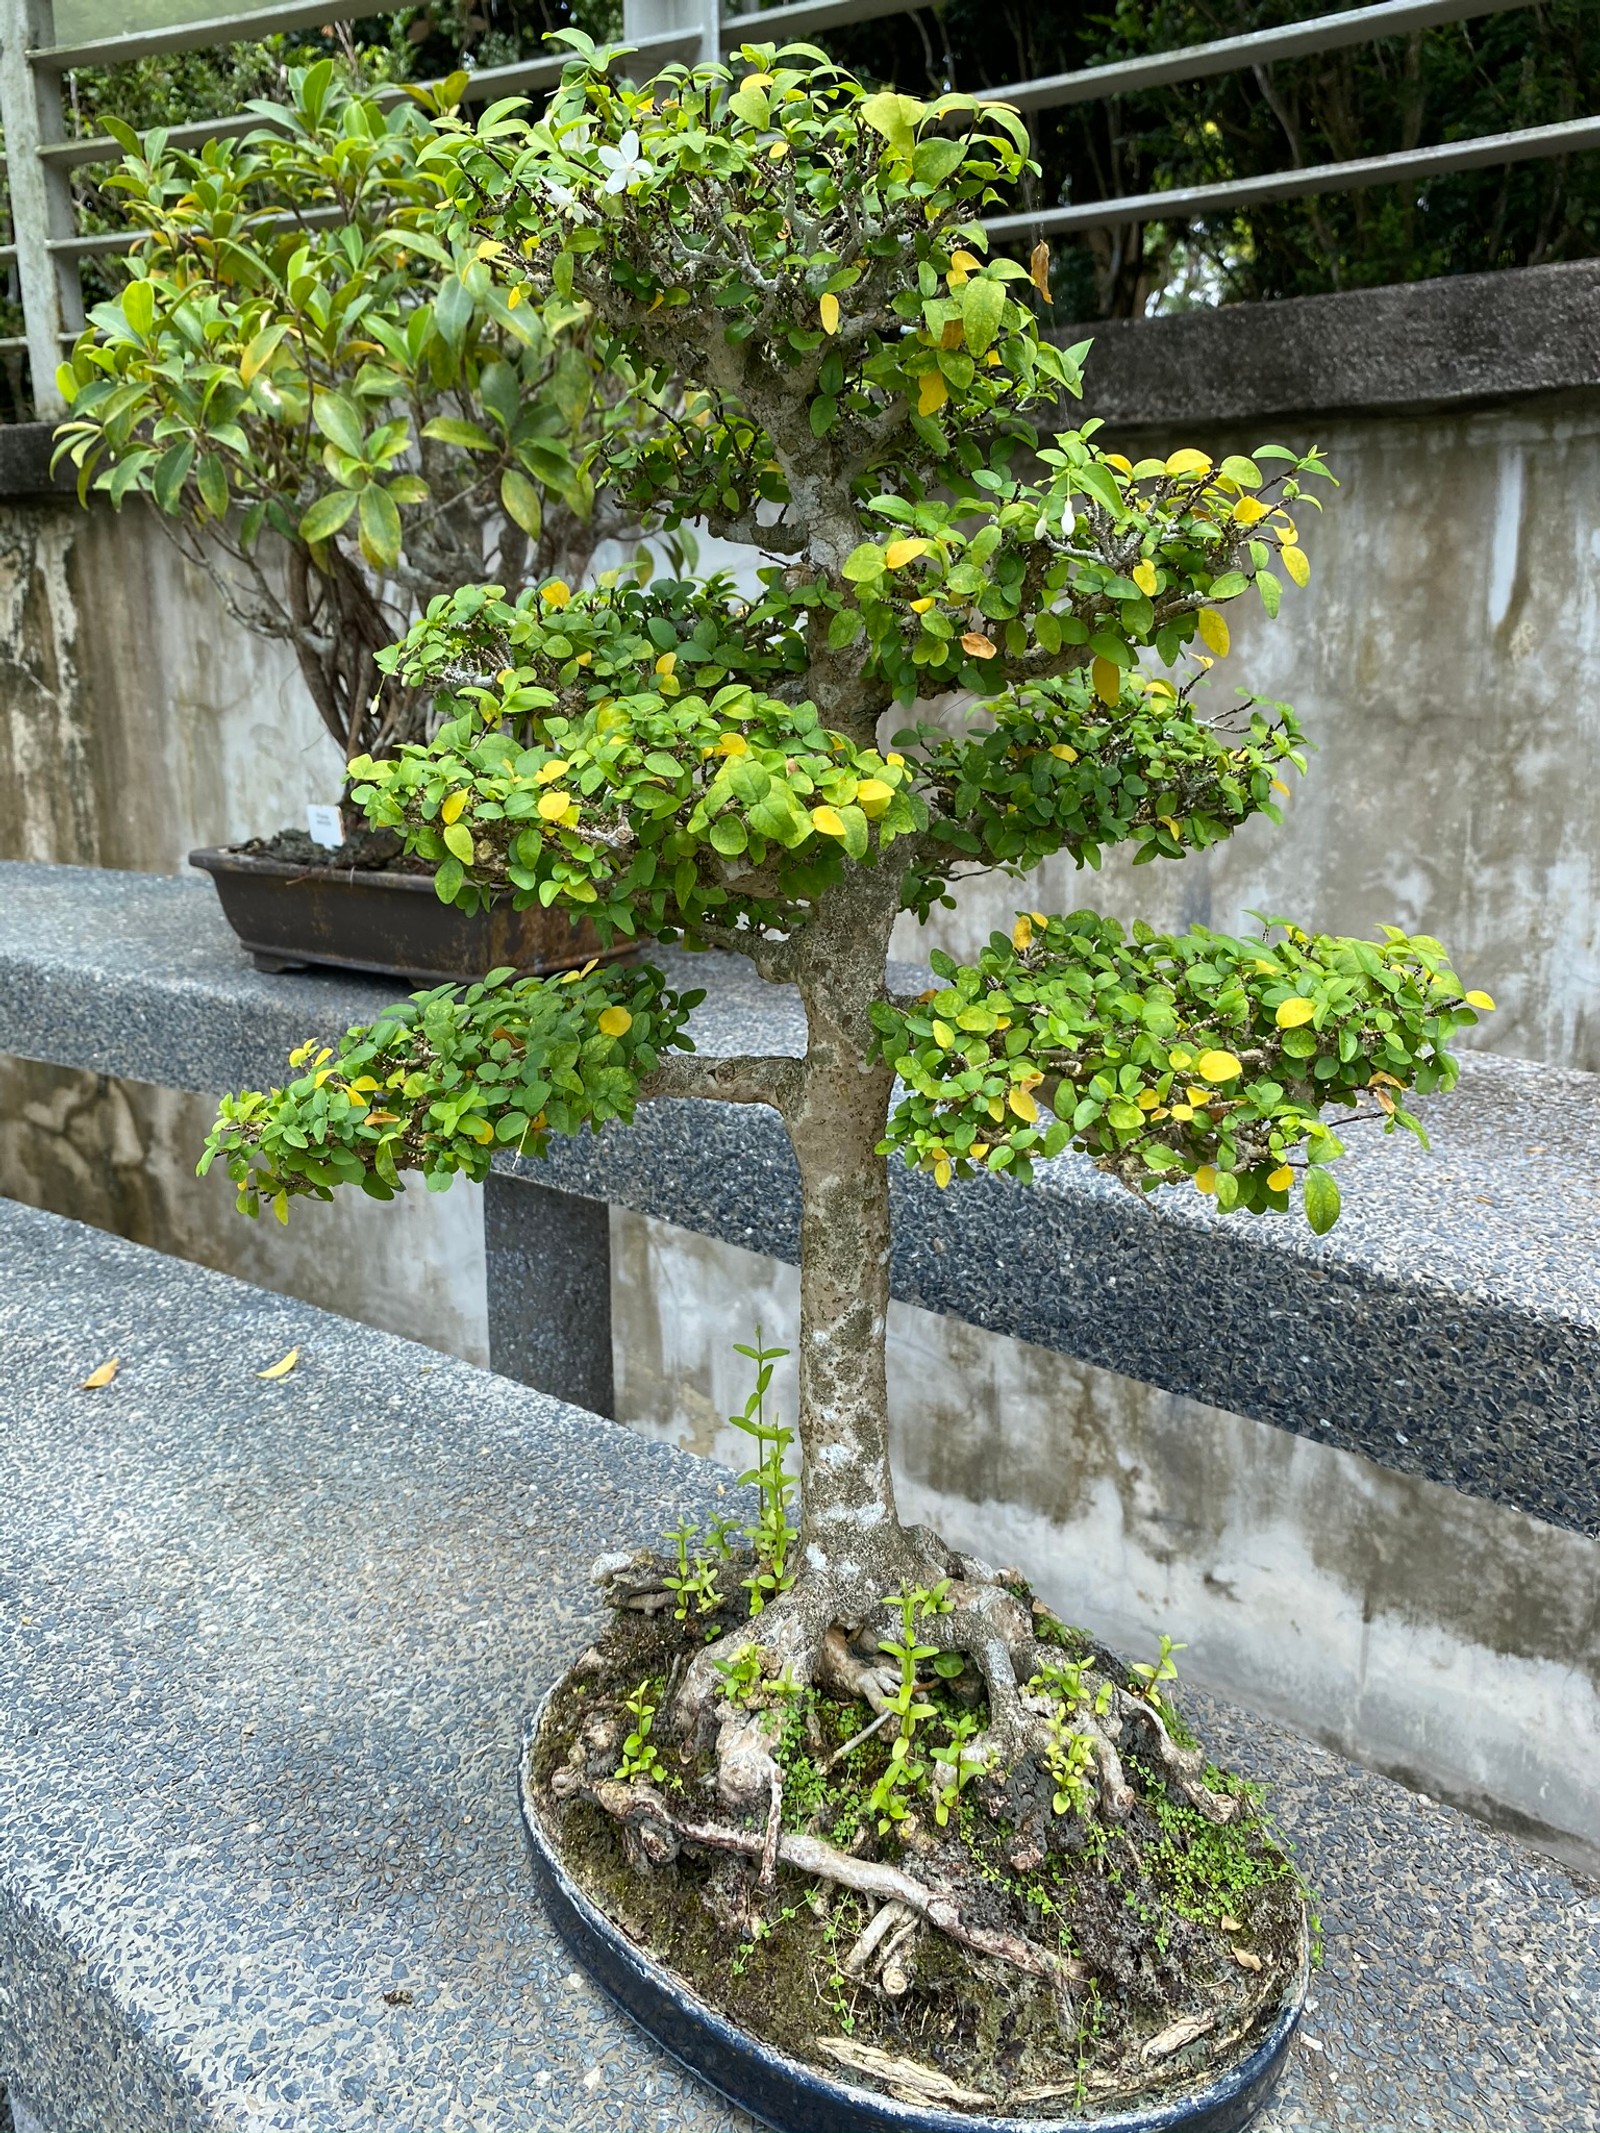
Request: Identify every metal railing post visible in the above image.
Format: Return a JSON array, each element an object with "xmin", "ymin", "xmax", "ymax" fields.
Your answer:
[
  {"xmin": 0, "ymin": 0, "xmax": 81, "ymax": 417},
  {"xmin": 623, "ymin": 0, "xmax": 720, "ymax": 68}
]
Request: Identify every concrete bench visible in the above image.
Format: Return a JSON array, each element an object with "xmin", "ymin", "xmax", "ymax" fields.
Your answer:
[
  {"xmin": 0, "ymin": 859, "xmax": 1596, "ymax": 1872},
  {"xmin": 1, "ymin": 1200, "xmax": 1596, "ymax": 2133}
]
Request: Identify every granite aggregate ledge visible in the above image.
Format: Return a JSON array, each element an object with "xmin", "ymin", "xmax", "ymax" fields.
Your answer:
[
  {"xmin": 0, "ymin": 861, "xmax": 1596, "ymax": 1533},
  {"xmin": 1, "ymin": 1201, "xmax": 1597, "ymax": 2133}
]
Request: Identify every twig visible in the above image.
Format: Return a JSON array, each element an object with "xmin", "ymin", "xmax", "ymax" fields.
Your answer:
[
  {"xmin": 823, "ymin": 1704, "xmax": 894, "ymax": 1773},
  {"xmin": 759, "ymin": 1764, "xmax": 783, "ymax": 1890}
]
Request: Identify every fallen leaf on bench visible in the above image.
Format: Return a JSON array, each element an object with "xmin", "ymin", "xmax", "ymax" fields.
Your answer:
[
  {"xmin": 257, "ymin": 1347, "xmax": 301, "ymax": 1380},
  {"xmin": 80, "ymin": 1357, "xmax": 119, "ymax": 1389},
  {"xmin": 1141, "ymin": 2011, "xmax": 1216, "ymax": 2061}
]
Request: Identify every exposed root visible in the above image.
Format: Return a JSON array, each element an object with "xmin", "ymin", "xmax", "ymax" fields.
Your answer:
[
  {"xmin": 1114, "ymin": 1687, "xmax": 1240, "ymax": 1823},
  {"xmin": 815, "ymin": 2037, "xmax": 993, "ymax": 2110},
  {"xmin": 583, "ymin": 1778, "xmax": 1083, "ymax": 1992},
  {"xmin": 840, "ymin": 1896, "xmax": 914, "ymax": 1980}
]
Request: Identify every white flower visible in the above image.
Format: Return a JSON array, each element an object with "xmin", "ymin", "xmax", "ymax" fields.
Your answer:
[
  {"xmin": 598, "ymin": 128, "xmax": 654, "ymax": 194},
  {"xmin": 543, "ymin": 177, "xmax": 578, "ymax": 213}
]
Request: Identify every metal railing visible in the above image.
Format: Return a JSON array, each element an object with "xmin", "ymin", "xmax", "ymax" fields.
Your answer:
[{"xmin": 0, "ymin": 0, "xmax": 1593, "ymax": 416}]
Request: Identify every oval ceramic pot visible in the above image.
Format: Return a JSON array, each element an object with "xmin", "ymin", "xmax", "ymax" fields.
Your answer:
[{"xmin": 518, "ymin": 1698, "xmax": 1308, "ymax": 2133}]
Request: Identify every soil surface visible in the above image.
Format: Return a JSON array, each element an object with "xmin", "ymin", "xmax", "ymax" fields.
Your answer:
[
  {"xmin": 234, "ymin": 827, "xmax": 434, "ymax": 876},
  {"xmin": 531, "ymin": 1567, "xmax": 1307, "ymax": 2121}
]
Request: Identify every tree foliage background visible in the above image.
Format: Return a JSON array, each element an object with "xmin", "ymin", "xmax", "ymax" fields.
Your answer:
[{"xmin": 3, "ymin": 0, "xmax": 1596, "ymax": 414}]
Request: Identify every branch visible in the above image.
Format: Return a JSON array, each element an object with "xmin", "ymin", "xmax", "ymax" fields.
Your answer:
[
  {"xmin": 641, "ymin": 1053, "xmax": 801, "ymax": 1114},
  {"xmin": 690, "ymin": 923, "xmax": 802, "ymax": 984}
]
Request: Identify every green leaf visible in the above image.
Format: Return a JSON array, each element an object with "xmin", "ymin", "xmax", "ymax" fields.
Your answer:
[
  {"xmin": 313, "ymin": 392, "xmax": 367, "ymax": 461},
  {"xmin": 422, "ymin": 416, "xmax": 496, "ymax": 452},
  {"xmin": 1256, "ymin": 569, "xmax": 1282, "ymax": 619},
  {"xmin": 196, "ymin": 454, "xmax": 228, "ymax": 519},
  {"xmin": 859, "ymin": 91, "xmax": 924, "ymax": 157},
  {"xmin": 500, "ymin": 466, "xmax": 543, "ymax": 539},
  {"xmin": 358, "ymin": 482, "xmax": 402, "ymax": 572},
  {"xmin": 298, "ymin": 489, "xmax": 359, "ymax": 544},
  {"xmin": 434, "ymin": 854, "xmax": 464, "ymax": 902},
  {"xmin": 961, "ymin": 277, "xmax": 1006, "ymax": 360},
  {"xmin": 442, "ymin": 820, "xmax": 475, "ymax": 865},
  {"xmin": 1303, "ymin": 1167, "xmax": 1341, "ymax": 1235},
  {"xmin": 121, "ymin": 278, "xmax": 156, "ymax": 338},
  {"xmin": 709, "ymin": 815, "xmax": 747, "ymax": 857},
  {"xmin": 1207, "ymin": 571, "xmax": 1250, "ymax": 600},
  {"xmin": 842, "ymin": 543, "xmax": 885, "ymax": 582},
  {"xmin": 912, "ymin": 137, "xmax": 966, "ymax": 187},
  {"xmin": 151, "ymin": 440, "xmax": 193, "ymax": 516}
]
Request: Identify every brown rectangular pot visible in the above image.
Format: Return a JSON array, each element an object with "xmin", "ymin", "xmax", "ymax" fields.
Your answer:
[{"xmin": 189, "ymin": 846, "xmax": 627, "ymax": 986}]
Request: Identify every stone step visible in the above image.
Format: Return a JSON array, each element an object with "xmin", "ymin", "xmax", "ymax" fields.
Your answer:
[{"xmin": 0, "ymin": 1202, "xmax": 1594, "ymax": 2133}]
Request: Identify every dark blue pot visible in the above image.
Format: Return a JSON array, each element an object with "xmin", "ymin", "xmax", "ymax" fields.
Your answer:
[{"xmin": 518, "ymin": 1705, "xmax": 1308, "ymax": 2133}]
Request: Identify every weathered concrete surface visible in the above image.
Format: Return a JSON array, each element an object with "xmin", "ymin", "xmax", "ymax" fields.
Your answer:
[
  {"xmin": 612, "ymin": 1207, "xmax": 1600, "ymax": 1876},
  {"xmin": 0, "ymin": 1054, "xmax": 490, "ymax": 1366},
  {"xmin": 1057, "ymin": 259, "xmax": 1600, "ymax": 427},
  {"xmin": 0, "ymin": 494, "xmax": 342, "ymax": 872},
  {"xmin": 894, "ymin": 391, "xmax": 1600, "ymax": 1073}
]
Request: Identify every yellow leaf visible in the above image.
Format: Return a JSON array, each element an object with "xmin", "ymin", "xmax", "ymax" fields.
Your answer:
[
  {"xmin": 475, "ymin": 238, "xmax": 505, "ymax": 260},
  {"xmin": 1464, "ymin": 989, "xmax": 1496, "ymax": 1010},
  {"xmin": 885, "ymin": 537, "xmax": 930, "ymax": 569},
  {"xmin": 257, "ymin": 1347, "xmax": 300, "ymax": 1381},
  {"xmin": 910, "ymin": 596, "xmax": 934, "ymax": 613},
  {"xmin": 1158, "ymin": 815, "xmax": 1181, "ymax": 837},
  {"xmin": 655, "ymin": 650, "xmax": 677, "ymax": 676},
  {"xmin": 768, "ymin": 140, "xmax": 789, "ymax": 160},
  {"xmin": 933, "ymin": 1156, "xmax": 952, "ymax": 1188},
  {"xmin": 855, "ymin": 777, "xmax": 894, "ymax": 818},
  {"xmin": 1049, "ymin": 743, "xmax": 1078, "ymax": 762},
  {"xmin": 1168, "ymin": 1047, "xmax": 1193, "ymax": 1068},
  {"xmin": 917, "ymin": 371, "xmax": 948, "ymax": 417},
  {"xmin": 1275, "ymin": 997, "xmax": 1316, "ymax": 1028},
  {"xmin": 1231, "ymin": 495, "xmax": 1271, "ymax": 525},
  {"xmin": 1194, "ymin": 1166, "xmax": 1218, "ymax": 1195},
  {"xmin": 506, "ymin": 285, "xmax": 523, "ymax": 310},
  {"xmin": 1091, "ymin": 656, "xmax": 1121, "ymax": 707},
  {"xmin": 1271, "ymin": 777, "xmax": 1290, "ymax": 795},
  {"xmin": 1132, "ymin": 559, "xmax": 1158, "ymax": 596},
  {"xmin": 716, "ymin": 731, "xmax": 749, "ymax": 755},
  {"xmin": 810, "ymin": 805, "xmax": 847, "ymax": 838},
  {"xmin": 598, "ymin": 1006, "xmax": 633, "ymax": 1037},
  {"xmin": 1136, "ymin": 1088, "xmax": 1161, "ymax": 1111},
  {"xmin": 1165, "ymin": 449, "xmax": 1213, "ymax": 478},
  {"xmin": 1197, "ymin": 609, "xmax": 1231, "ymax": 658},
  {"xmin": 537, "ymin": 788, "xmax": 572, "ymax": 821},
  {"xmin": 440, "ymin": 789, "xmax": 469, "ymax": 824},
  {"xmin": 1280, "ymin": 544, "xmax": 1311, "ymax": 588},
  {"xmin": 1268, "ymin": 1165, "xmax": 1294, "ymax": 1191},
  {"xmin": 1012, "ymin": 915, "xmax": 1033, "ymax": 950},
  {"xmin": 1008, "ymin": 1086, "xmax": 1039, "ymax": 1123},
  {"xmin": 1196, "ymin": 1049, "xmax": 1243, "ymax": 1083},
  {"xmin": 961, "ymin": 631, "xmax": 997, "ymax": 659},
  {"xmin": 819, "ymin": 292, "xmax": 840, "ymax": 334},
  {"xmin": 535, "ymin": 758, "xmax": 569, "ymax": 784},
  {"xmin": 80, "ymin": 1357, "xmax": 119, "ymax": 1389},
  {"xmin": 950, "ymin": 248, "xmax": 982, "ymax": 274},
  {"xmin": 1028, "ymin": 239, "xmax": 1051, "ymax": 299},
  {"xmin": 464, "ymin": 1118, "xmax": 495, "ymax": 1145},
  {"xmin": 932, "ymin": 1019, "xmax": 954, "ymax": 1048},
  {"xmin": 541, "ymin": 579, "xmax": 571, "ymax": 608},
  {"xmin": 1168, "ymin": 1103, "xmax": 1193, "ymax": 1121}
]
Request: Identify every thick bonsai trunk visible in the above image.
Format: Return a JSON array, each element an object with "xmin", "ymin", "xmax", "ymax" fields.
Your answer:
[{"xmin": 788, "ymin": 1070, "xmax": 900, "ymax": 1593}]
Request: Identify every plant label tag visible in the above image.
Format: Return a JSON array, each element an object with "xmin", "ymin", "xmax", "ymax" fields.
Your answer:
[{"xmin": 305, "ymin": 803, "xmax": 344, "ymax": 849}]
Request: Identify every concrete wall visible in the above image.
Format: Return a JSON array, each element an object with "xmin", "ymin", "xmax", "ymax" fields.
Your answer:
[
  {"xmin": 0, "ymin": 491, "xmax": 342, "ymax": 871},
  {"xmin": 892, "ymin": 387, "xmax": 1600, "ymax": 1072}
]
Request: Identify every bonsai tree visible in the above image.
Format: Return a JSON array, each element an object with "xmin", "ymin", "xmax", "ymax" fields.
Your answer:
[
  {"xmin": 202, "ymin": 35, "xmax": 1492, "ymax": 2100},
  {"xmin": 52, "ymin": 58, "xmax": 654, "ymax": 764}
]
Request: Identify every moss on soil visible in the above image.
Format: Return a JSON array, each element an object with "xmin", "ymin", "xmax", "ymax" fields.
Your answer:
[{"xmin": 531, "ymin": 1582, "xmax": 1308, "ymax": 2120}]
